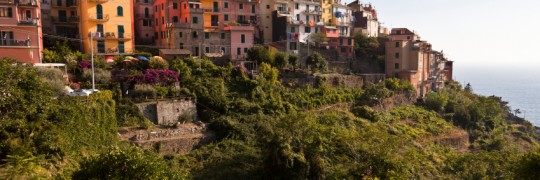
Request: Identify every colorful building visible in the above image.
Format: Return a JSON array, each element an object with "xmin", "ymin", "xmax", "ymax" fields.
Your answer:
[
  {"xmin": 348, "ymin": 1, "xmax": 379, "ymax": 37},
  {"xmin": 0, "ymin": 0, "xmax": 43, "ymax": 63},
  {"xmin": 80, "ymin": 0, "xmax": 135, "ymax": 55},
  {"xmin": 134, "ymin": 0, "xmax": 154, "ymax": 45},
  {"xmin": 385, "ymin": 28, "xmax": 451, "ymax": 97}
]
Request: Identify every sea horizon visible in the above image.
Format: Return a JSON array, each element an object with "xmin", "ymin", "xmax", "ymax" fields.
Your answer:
[{"xmin": 456, "ymin": 65, "xmax": 540, "ymax": 127}]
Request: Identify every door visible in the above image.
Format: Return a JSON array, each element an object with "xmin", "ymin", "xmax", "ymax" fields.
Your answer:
[
  {"xmin": 211, "ymin": 15, "xmax": 218, "ymax": 26},
  {"xmin": 96, "ymin": 5, "xmax": 103, "ymax": 19},
  {"xmin": 96, "ymin": 24, "xmax": 104, "ymax": 36},
  {"xmin": 117, "ymin": 25, "xmax": 124, "ymax": 38},
  {"xmin": 58, "ymin": 10, "xmax": 67, "ymax": 22},
  {"xmin": 213, "ymin": 2, "xmax": 218, "ymax": 12},
  {"xmin": 25, "ymin": 10, "xmax": 31, "ymax": 20}
]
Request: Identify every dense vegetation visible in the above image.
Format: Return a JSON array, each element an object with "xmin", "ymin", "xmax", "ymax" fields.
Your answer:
[{"xmin": 1, "ymin": 47, "xmax": 540, "ymax": 179}]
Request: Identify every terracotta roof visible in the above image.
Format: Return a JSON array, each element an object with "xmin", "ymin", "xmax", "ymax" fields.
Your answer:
[{"xmin": 159, "ymin": 49, "xmax": 191, "ymax": 55}]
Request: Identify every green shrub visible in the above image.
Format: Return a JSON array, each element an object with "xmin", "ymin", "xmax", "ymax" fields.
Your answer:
[
  {"xmin": 131, "ymin": 84, "xmax": 157, "ymax": 99},
  {"xmin": 352, "ymin": 105, "xmax": 378, "ymax": 121}
]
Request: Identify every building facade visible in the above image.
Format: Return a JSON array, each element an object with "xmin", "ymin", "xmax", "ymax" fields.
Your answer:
[
  {"xmin": 348, "ymin": 0, "xmax": 379, "ymax": 37},
  {"xmin": 385, "ymin": 28, "xmax": 452, "ymax": 97},
  {"xmin": 134, "ymin": 0, "xmax": 154, "ymax": 45},
  {"xmin": 0, "ymin": 0, "xmax": 43, "ymax": 63}
]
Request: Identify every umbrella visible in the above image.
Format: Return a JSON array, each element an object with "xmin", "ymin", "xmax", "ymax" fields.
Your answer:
[
  {"xmin": 124, "ymin": 56, "xmax": 134, "ymax": 60},
  {"xmin": 137, "ymin": 56, "xmax": 149, "ymax": 61},
  {"xmin": 153, "ymin": 56, "xmax": 165, "ymax": 61},
  {"xmin": 105, "ymin": 59, "xmax": 115, "ymax": 63},
  {"xmin": 131, "ymin": 57, "xmax": 138, "ymax": 61},
  {"xmin": 123, "ymin": 59, "xmax": 132, "ymax": 62}
]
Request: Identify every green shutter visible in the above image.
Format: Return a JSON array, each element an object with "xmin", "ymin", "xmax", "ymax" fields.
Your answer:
[{"xmin": 7, "ymin": 8, "xmax": 12, "ymax": 17}]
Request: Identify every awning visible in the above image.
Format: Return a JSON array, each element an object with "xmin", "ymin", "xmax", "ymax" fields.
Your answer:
[
  {"xmin": 204, "ymin": 53, "xmax": 224, "ymax": 58},
  {"xmin": 159, "ymin": 49, "xmax": 192, "ymax": 55}
]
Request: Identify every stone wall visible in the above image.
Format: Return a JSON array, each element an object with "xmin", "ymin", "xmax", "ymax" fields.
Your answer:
[
  {"xmin": 136, "ymin": 99, "xmax": 197, "ymax": 126},
  {"xmin": 281, "ymin": 71, "xmax": 385, "ymax": 88}
]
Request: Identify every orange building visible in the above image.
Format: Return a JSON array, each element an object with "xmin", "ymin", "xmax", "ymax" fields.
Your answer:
[{"xmin": 0, "ymin": 0, "xmax": 43, "ymax": 63}]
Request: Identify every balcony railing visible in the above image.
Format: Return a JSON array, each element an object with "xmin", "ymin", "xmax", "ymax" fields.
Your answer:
[
  {"xmin": 0, "ymin": 39, "xmax": 30, "ymax": 47},
  {"xmin": 51, "ymin": 0, "xmax": 77, "ymax": 7},
  {"xmin": 92, "ymin": 32, "xmax": 132, "ymax": 40},
  {"xmin": 203, "ymin": 8, "xmax": 220, "ymax": 13},
  {"xmin": 97, "ymin": 48, "xmax": 133, "ymax": 55},
  {"xmin": 88, "ymin": 0, "xmax": 108, "ymax": 3},
  {"xmin": 18, "ymin": 18, "xmax": 38, "ymax": 25},
  {"xmin": 17, "ymin": 0, "xmax": 37, "ymax": 6},
  {"xmin": 135, "ymin": 0, "xmax": 153, "ymax": 3},
  {"xmin": 88, "ymin": 14, "xmax": 109, "ymax": 21},
  {"xmin": 0, "ymin": 0, "xmax": 15, "ymax": 5},
  {"xmin": 304, "ymin": 9, "xmax": 322, "ymax": 15},
  {"xmin": 51, "ymin": 16, "xmax": 79, "ymax": 23},
  {"xmin": 136, "ymin": 13, "xmax": 152, "ymax": 19},
  {"xmin": 210, "ymin": 21, "xmax": 218, "ymax": 27}
]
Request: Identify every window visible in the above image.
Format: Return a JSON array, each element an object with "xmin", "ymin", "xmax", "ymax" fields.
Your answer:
[
  {"xmin": 193, "ymin": 31, "xmax": 198, "ymax": 38},
  {"xmin": 237, "ymin": 48, "xmax": 241, "ymax": 55},
  {"xmin": 395, "ymin": 63, "xmax": 399, "ymax": 69},
  {"xmin": 205, "ymin": 32, "xmax": 209, "ymax": 39},
  {"xmin": 154, "ymin": 32, "xmax": 158, "ymax": 39},
  {"xmin": 221, "ymin": 33, "xmax": 225, "ymax": 39},
  {"xmin": 395, "ymin": 52, "xmax": 399, "ymax": 58},
  {"xmin": 295, "ymin": 3, "xmax": 299, "ymax": 9},
  {"xmin": 348, "ymin": 39, "xmax": 352, "ymax": 45},
  {"xmin": 195, "ymin": 47, "xmax": 199, "ymax": 56},
  {"xmin": 290, "ymin": 42, "xmax": 297, "ymax": 50},
  {"xmin": 224, "ymin": 2, "xmax": 228, "ymax": 8},
  {"xmin": 395, "ymin": 42, "xmax": 400, "ymax": 47},
  {"xmin": 266, "ymin": 5, "xmax": 270, "ymax": 9},
  {"xmin": 341, "ymin": 47, "xmax": 346, "ymax": 53},
  {"xmin": 179, "ymin": 32, "xmax": 183, "ymax": 38},
  {"xmin": 241, "ymin": 34, "xmax": 245, "ymax": 43},
  {"xmin": 173, "ymin": 3, "xmax": 178, "ymax": 9},
  {"xmin": 205, "ymin": 47, "xmax": 209, "ymax": 53},
  {"xmin": 221, "ymin": 47, "xmax": 225, "ymax": 53},
  {"xmin": 306, "ymin": 15, "xmax": 309, "ymax": 21},
  {"xmin": 239, "ymin": 3, "xmax": 243, "ymax": 9},
  {"xmin": 244, "ymin": 48, "xmax": 248, "ymax": 53},
  {"xmin": 394, "ymin": 73, "xmax": 399, "ymax": 78},
  {"xmin": 144, "ymin": 7, "xmax": 149, "ymax": 17},
  {"xmin": 407, "ymin": 36, "xmax": 411, "ymax": 40},
  {"xmin": 305, "ymin": 27, "xmax": 311, "ymax": 33},
  {"xmin": 162, "ymin": 16, "xmax": 164, "ymax": 24},
  {"xmin": 224, "ymin": 14, "xmax": 229, "ymax": 21},
  {"xmin": 118, "ymin": 41, "xmax": 125, "ymax": 53},
  {"xmin": 143, "ymin": 20, "xmax": 149, "ymax": 26},
  {"xmin": 291, "ymin": 27, "xmax": 296, "ymax": 33},
  {"xmin": 252, "ymin": 4, "xmax": 255, "ymax": 13},
  {"xmin": 96, "ymin": 24, "xmax": 104, "ymax": 34},
  {"xmin": 173, "ymin": 16, "xmax": 178, "ymax": 22},
  {"xmin": 0, "ymin": 7, "xmax": 13, "ymax": 17},
  {"xmin": 192, "ymin": 17, "xmax": 198, "ymax": 24},
  {"xmin": 97, "ymin": 40, "xmax": 105, "ymax": 53},
  {"xmin": 117, "ymin": 6, "xmax": 123, "ymax": 16},
  {"xmin": 180, "ymin": 43, "xmax": 184, "ymax": 49}
]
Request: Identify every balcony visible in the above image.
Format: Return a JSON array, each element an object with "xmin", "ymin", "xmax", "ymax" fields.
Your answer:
[
  {"xmin": 18, "ymin": 18, "xmax": 38, "ymax": 26},
  {"xmin": 304, "ymin": 9, "xmax": 322, "ymax": 15},
  {"xmin": 0, "ymin": 0, "xmax": 15, "ymax": 5},
  {"xmin": 51, "ymin": 0, "xmax": 78, "ymax": 8},
  {"xmin": 210, "ymin": 21, "xmax": 219, "ymax": 27},
  {"xmin": 203, "ymin": 8, "xmax": 220, "ymax": 13},
  {"xmin": 0, "ymin": 39, "xmax": 30, "ymax": 47},
  {"xmin": 88, "ymin": 14, "xmax": 109, "ymax": 21},
  {"xmin": 17, "ymin": 0, "xmax": 37, "ymax": 6},
  {"xmin": 136, "ymin": 13, "xmax": 152, "ymax": 19},
  {"xmin": 51, "ymin": 16, "xmax": 79, "ymax": 23},
  {"xmin": 88, "ymin": 0, "xmax": 108, "ymax": 3},
  {"xmin": 92, "ymin": 32, "xmax": 132, "ymax": 40},
  {"xmin": 96, "ymin": 48, "xmax": 133, "ymax": 55},
  {"xmin": 135, "ymin": 0, "xmax": 153, "ymax": 4}
]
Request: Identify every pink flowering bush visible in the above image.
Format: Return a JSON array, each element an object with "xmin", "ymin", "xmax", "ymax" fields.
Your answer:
[{"xmin": 112, "ymin": 69, "xmax": 178, "ymax": 85}]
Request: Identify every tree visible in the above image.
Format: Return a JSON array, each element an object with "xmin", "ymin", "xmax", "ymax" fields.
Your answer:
[
  {"xmin": 305, "ymin": 52, "xmax": 328, "ymax": 72},
  {"xmin": 288, "ymin": 54, "xmax": 299, "ymax": 71},
  {"xmin": 274, "ymin": 51, "xmax": 288, "ymax": 68},
  {"xmin": 310, "ymin": 32, "xmax": 328, "ymax": 47},
  {"xmin": 72, "ymin": 146, "xmax": 181, "ymax": 179},
  {"xmin": 465, "ymin": 83, "xmax": 473, "ymax": 92},
  {"xmin": 515, "ymin": 149, "xmax": 540, "ymax": 179},
  {"xmin": 247, "ymin": 45, "xmax": 272, "ymax": 64}
]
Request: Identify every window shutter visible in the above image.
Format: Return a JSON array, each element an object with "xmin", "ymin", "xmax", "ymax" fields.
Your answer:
[{"xmin": 7, "ymin": 8, "xmax": 12, "ymax": 17}]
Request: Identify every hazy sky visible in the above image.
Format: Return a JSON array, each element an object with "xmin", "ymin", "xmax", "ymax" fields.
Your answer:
[{"xmin": 343, "ymin": 0, "xmax": 540, "ymax": 72}]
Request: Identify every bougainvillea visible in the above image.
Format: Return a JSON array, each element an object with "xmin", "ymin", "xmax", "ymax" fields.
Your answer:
[
  {"xmin": 112, "ymin": 69, "xmax": 178, "ymax": 85},
  {"xmin": 80, "ymin": 60, "xmax": 91, "ymax": 69}
]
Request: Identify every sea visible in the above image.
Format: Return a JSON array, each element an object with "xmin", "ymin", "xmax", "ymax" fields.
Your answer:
[{"xmin": 455, "ymin": 66, "xmax": 540, "ymax": 127}]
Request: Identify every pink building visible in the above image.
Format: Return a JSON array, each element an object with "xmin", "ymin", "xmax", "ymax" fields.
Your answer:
[
  {"xmin": 134, "ymin": 0, "xmax": 155, "ymax": 45},
  {"xmin": 225, "ymin": 25, "xmax": 254, "ymax": 60},
  {"xmin": 322, "ymin": 26, "xmax": 354, "ymax": 58},
  {"xmin": 0, "ymin": 0, "xmax": 43, "ymax": 63}
]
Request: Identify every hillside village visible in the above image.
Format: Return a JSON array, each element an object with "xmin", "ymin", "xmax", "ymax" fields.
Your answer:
[
  {"xmin": 1, "ymin": 0, "xmax": 539, "ymax": 179},
  {"xmin": 0, "ymin": 0, "xmax": 452, "ymax": 97}
]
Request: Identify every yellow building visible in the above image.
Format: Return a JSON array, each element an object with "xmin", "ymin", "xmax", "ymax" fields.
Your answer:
[
  {"xmin": 200, "ymin": 0, "xmax": 220, "ymax": 30},
  {"xmin": 80, "ymin": 0, "xmax": 135, "ymax": 55},
  {"xmin": 322, "ymin": 0, "xmax": 334, "ymax": 25}
]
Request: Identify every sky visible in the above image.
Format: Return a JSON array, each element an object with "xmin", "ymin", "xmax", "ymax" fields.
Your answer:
[{"xmin": 343, "ymin": 0, "xmax": 540, "ymax": 76}]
